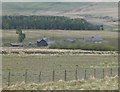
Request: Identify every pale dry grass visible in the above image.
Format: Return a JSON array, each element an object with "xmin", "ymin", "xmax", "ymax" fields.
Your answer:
[
  {"xmin": 2, "ymin": 30, "xmax": 118, "ymax": 39},
  {"xmin": 1, "ymin": 47, "xmax": 118, "ymax": 55},
  {"xmin": 3, "ymin": 76, "xmax": 118, "ymax": 90}
]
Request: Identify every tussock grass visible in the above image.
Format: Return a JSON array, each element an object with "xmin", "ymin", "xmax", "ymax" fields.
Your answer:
[{"xmin": 3, "ymin": 76, "xmax": 118, "ymax": 90}]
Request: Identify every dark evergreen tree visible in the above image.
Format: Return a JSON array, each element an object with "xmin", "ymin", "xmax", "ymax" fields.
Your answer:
[
  {"xmin": 2, "ymin": 16, "xmax": 101, "ymax": 30},
  {"xmin": 100, "ymin": 25, "xmax": 104, "ymax": 30}
]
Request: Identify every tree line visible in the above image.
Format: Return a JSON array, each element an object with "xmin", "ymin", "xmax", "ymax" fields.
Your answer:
[{"xmin": 2, "ymin": 16, "xmax": 103, "ymax": 30}]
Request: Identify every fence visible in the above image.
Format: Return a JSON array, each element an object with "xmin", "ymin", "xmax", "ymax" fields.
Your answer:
[{"xmin": 3, "ymin": 67, "xmax": 118, "ymax": 87}]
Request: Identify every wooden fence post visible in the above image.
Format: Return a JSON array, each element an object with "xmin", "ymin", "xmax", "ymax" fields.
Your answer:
[
  {"xmin": 25, "ymin": 69, "xmax": 27, "ymax": 83},
  {"xmin": 53, "ymin": 70, "xmax": 55, "ymax": 81},
  {"xmin": 8, "ymin": 70, "xmax": 11, "ymax": 86},
  {"xmin": 84, "ymin": 69, "xmax": 87, "ymax": 80},
  {"xmin": 102, "ymin": 68, "xmax": 105, "ymax": 79},
  {"xmin": 64, "ymin": 70, "xmax": 66, "ymax": 81},
  {"xmin": 94, "ymin": 68, "xmax": 96, "ymax": 78},
  {"xmin": 75, "ymin": 69, "xmax": 78, "ymax": 80},
  {"xmin": 39, "ymin": 71, "xmax": 41, "ymax": 83},
  {"xmin": 110, "ymin": 68, "xmax": 112, "ymax": 77}
]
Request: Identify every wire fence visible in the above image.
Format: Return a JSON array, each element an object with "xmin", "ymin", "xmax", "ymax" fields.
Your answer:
[{"xmin": 3, "ymin": 67, "xmax": 118, "ymax": 87}]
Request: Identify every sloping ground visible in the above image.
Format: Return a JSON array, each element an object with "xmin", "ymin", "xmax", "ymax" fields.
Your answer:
[
  {"xmin": 3, "ymin": 76, "xmax": 118, "ymax": 90},
  {"xmin": 2, "ymin": 2, "xmax": 118, "ymax": 28},
  {"xmin": 2, "ymin": 2, "xmax": 117, "ymax": 18}
]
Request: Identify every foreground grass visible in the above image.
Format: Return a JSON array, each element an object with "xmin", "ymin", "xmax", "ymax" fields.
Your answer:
[
  {"xmin": 3, "ymin": 76, "xmax": 118, "ymax": 90},
  {"xmin": 2, "ymin": 54, "xmax": 118, "ymax": 86}
]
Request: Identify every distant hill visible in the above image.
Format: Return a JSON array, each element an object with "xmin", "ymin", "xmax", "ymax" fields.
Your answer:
[
  {"xmin": 2, "ymin": 2, "xmax": 118, "ymax": 29},
  {"xmin": 2, "ymin": 2, "xmax": 88, "ymax": 15}
]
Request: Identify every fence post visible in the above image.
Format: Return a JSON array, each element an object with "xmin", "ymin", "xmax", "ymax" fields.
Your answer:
[
  {"xmin": 25, "ymin": 69, "xmax": 27, "ymax": 83},
  {"xmin": 39, "ymin": 71, "xmax": 41, "ymax": 83},
  {"xmin": 64, "ymin": 70, "xmax": 66, "ymax": 81},
  {"xmin": 84, "ymin": 69, "xmax": 87, "ymax": 80},
  {"xmin": 94, "ymin": 68, "xmax": 96, "ymax": 78},
  {"xmin": 8, "ymin": 70, "xmax": 11, "ymax": 86},
  {"xmin": 75, "ymin": 65, "xmax": 78, "ymax": 80},
  {"xmin": 110, "ymin": 68, "xmax": 112, "ymax": 77},
  {"xmin": 53, "ymin": 70, "xmax": 55, "ymax": 81},
  {"xmin": 75, "ymin": 69, "xmax": 78, "ymax": 80},
  {"xmin": 102, "ymin": 68, "xmax": 105, "ymax": 79}
]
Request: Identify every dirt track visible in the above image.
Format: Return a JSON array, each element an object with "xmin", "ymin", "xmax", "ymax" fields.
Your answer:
[{"xmin": 1, "ymin": 47, "xmax": 118, "ymax": 55}]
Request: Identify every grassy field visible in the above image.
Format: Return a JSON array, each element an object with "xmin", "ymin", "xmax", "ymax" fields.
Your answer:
[
  {"xmin": 2, "ymin": 2, "xmax": 119, "ymax": 90},
  {"xmin": 2, "ymin": 29, "xmax": 118, "ymax": 88},
  {"xmin": 2, "ymin": 30, "xmax": 118, "ymax": 49},
  {"xmin": 2, "ymin": 54, "xmax": 118, "ymax": 87},
  {"xmin": 3, "ymin": 76, "xmax": 118, "ymax": 90}
]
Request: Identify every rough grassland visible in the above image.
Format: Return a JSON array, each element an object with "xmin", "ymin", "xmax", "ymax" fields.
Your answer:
[
  {"xmin": 3, "ymin": 76, "xmax": 118, "ymax": 90},
  {"xmin": 2, "ymin": 54, "xmax": 118, "ymax": 87}
]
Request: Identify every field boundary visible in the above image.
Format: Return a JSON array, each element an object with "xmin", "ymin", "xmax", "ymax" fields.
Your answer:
[
  {"xmin": 1, "ymin": 47, "xmax": 119, "ymax": 54},
  {"xmin": 3, "ymin": 67, "xmax": 118, "ymax": 87}
]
